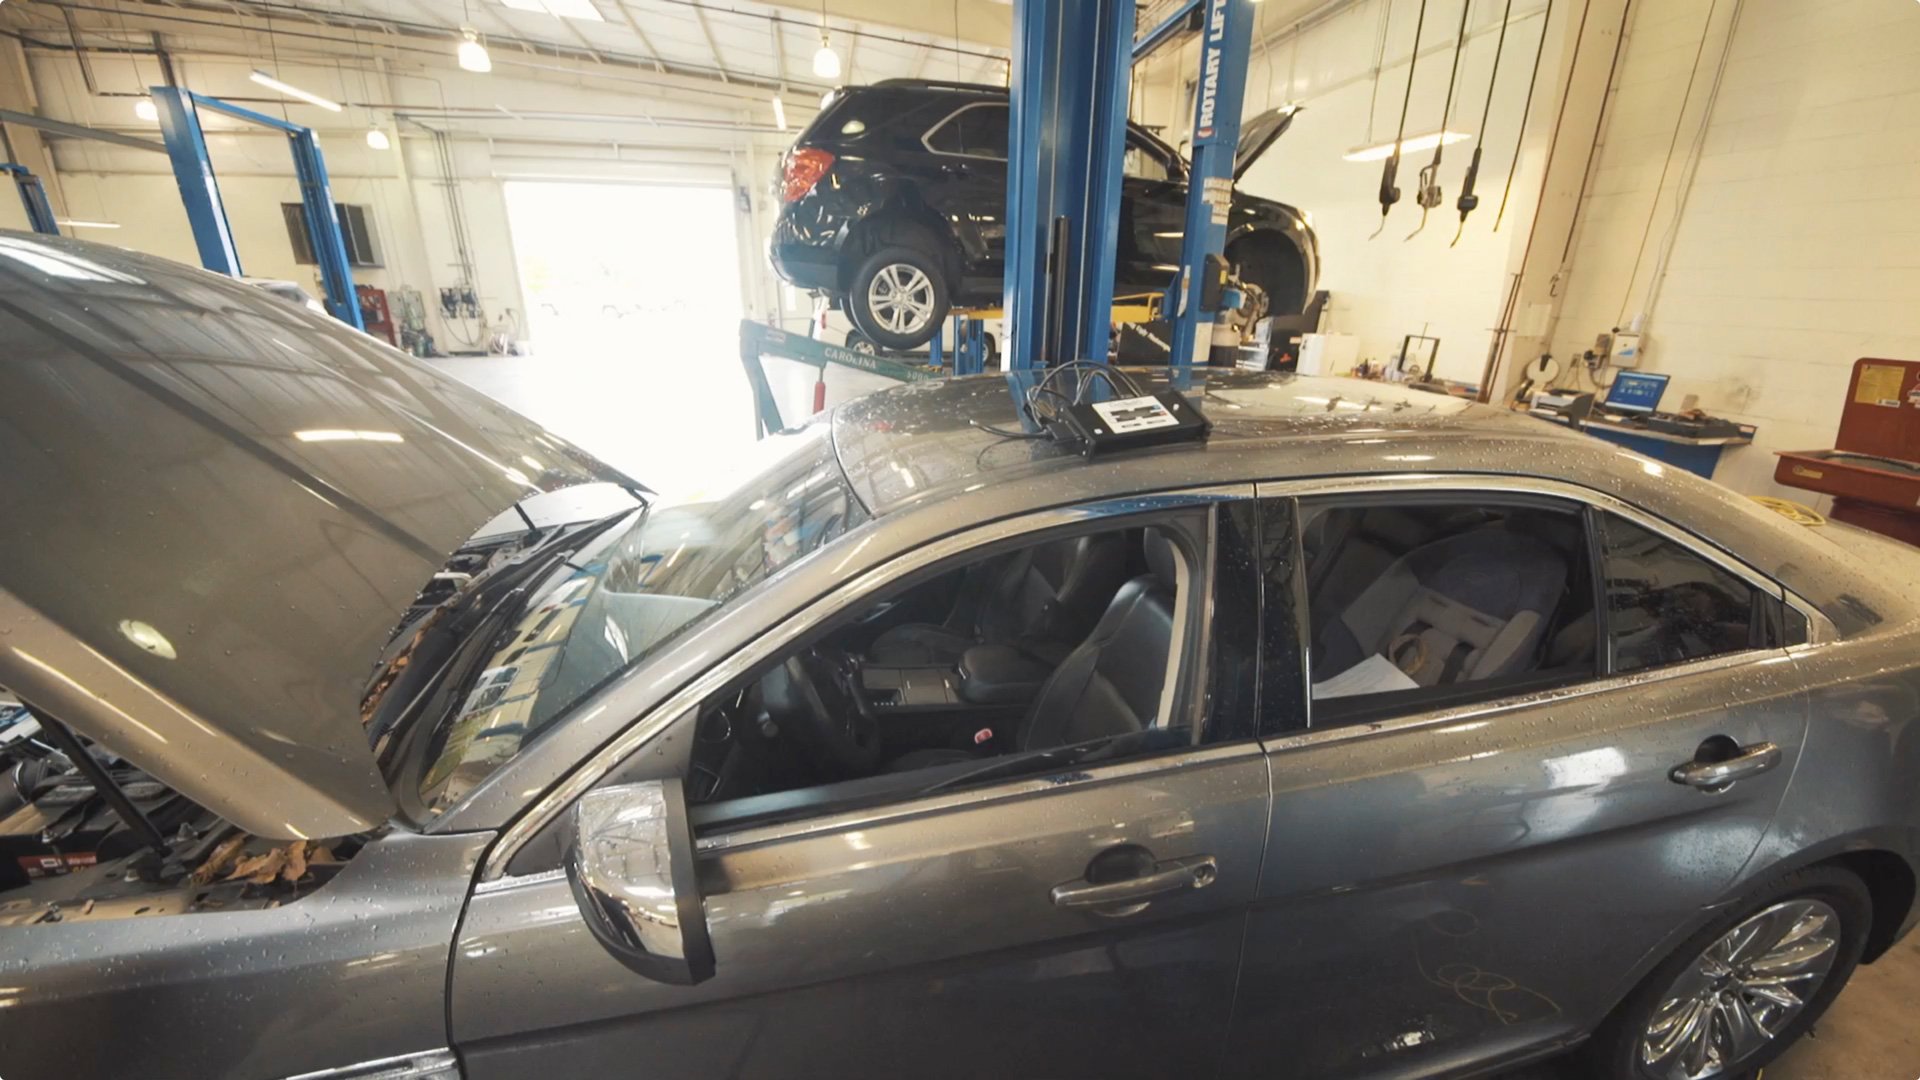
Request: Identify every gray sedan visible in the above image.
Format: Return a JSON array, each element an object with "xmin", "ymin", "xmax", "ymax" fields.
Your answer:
[{"xmin": 0, "ymin": 233, "xmax": 1916, "ymax": 1080}]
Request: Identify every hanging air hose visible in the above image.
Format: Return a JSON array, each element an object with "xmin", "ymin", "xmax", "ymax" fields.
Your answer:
[
  {"xmin": 1371, "ymin": 0, "xmax": 1430, "ymax": 240},
  {"xmin": 1453, "ymin": 0, "xmax": 1515, "ymax": 246},
  {"xmin": 1407, "ymin": 0, "xmax": 1473, "ymax": 240},
  {"xmin": 1495, "ymin": 0, "xmax": 1555, "ymax": 231}
]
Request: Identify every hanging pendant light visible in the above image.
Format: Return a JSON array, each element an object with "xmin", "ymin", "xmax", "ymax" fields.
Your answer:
[{"xmin": 457, "ymin": 28, "xmax": 493, "ymax": 73}]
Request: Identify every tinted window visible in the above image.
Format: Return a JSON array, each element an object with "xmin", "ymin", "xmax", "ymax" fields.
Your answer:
[
  {"xmin": 926, "ymin": 104, "xmax": 1009, "ymax": 159},
  {"xmin": 1124, "ymin": 136, "xmax": 1172, "ymax": 181},
  {"xmin": 1295, "ymin": 499, "xmax": 1597, "ymax": 723},
  {"xmin": 1597, "ymin": 513, "xmax": 1764, "ymax": 672}
]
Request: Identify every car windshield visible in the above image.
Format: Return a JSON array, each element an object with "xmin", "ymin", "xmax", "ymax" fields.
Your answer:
[{"xmin": 407, "ymin": 425, "xmax": 867, "ymax": 818}]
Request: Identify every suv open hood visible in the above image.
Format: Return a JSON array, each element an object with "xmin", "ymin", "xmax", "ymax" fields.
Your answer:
[
  {"xmin": 0, "ymin": 233, "xmax": 640, "ymax": 839},
  {"xmin": 1234, "ymin": 105, "xmax": 1300, "ymax": 180}
]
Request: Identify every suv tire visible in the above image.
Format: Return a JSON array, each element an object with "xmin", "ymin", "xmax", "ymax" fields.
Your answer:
[
  {"xmin": 846, "ymin": 244, "xmax": 950, "ymax": 352},
  {"xmin": 1579, "ymin": 864, "xmax": 1871, "ymax": 1080}
]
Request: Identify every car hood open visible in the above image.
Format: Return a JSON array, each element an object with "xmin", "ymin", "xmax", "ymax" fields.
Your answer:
[
  {"xmin": 0, "ymin": 233, "xmax": 640, "ymax": 839},
  {"xmin": 1234, "ymin": 105, "xmax": 1300, "ymax": 180}
]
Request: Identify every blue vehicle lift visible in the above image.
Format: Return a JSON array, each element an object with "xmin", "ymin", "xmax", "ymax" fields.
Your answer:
[
  {"xmin": 1001, "ymin": 0, "xmax": 1255, "ymax": 375},
  {"xmin": 2, "ymin": 164, "xmax": 59, "ymax": 236},
  {"xmin": 150, "ymin": 86, "xmax": 364, "ymax": 330}
]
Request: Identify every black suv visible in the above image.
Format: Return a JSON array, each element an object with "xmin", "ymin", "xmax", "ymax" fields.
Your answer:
[{"xmin": 769, "ymin": 79, "xmax": 1318, "ymax": 351}]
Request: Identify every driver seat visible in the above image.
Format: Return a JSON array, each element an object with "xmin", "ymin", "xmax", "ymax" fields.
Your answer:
[{"xmin": 886, "ymin": 529, "xmax": 1179, "ymax": 772}]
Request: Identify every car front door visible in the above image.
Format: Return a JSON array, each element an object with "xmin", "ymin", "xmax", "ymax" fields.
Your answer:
[
  {"xmin": 920, "ymin": 101, "xmax": 1011, "ymax": 293},
  {"xmin": 450, "ymin": 495, "xmax": 1269, "ymax": 1079},
  {"xmin": 1119, "ymin": 128, "xmax": 1187, "ymax": 295},
  {"xmin": 1222, "ymin": 479, "xmax": 1810, "ymax": 1079}
]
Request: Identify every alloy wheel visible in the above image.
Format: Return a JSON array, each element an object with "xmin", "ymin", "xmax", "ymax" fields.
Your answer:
[
  {"xmin": 865, "ymin": 262, "xmax": 936, "ymax": 337},
  {"xmin": 1639, "ymin": 899, "xmax": 1841, "ymax": 1079}
]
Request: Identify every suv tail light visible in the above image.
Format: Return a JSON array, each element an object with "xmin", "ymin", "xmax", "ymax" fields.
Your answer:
[{"xmin": 782, "ymin": 147, "xmax": 835, "ymax": 202}]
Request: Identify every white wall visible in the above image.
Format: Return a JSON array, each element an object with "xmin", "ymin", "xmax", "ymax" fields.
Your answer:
[
  {"xmin": 1137, "ymin": 0, "xmax": 1563, "ymax": 384},
  {"xmin": 14, "ymin": 46, "xmax": 800, "ymax": 352},
  {"xmin": 1551, "ymin": 0, "xmax": 1920, "ymax": 497}
]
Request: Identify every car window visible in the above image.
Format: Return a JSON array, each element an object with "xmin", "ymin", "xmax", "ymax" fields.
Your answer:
[
  {"xmin": 1290, "ymin": 497, "xmax": 1599, "ymax": 726},
  {"xmin": 925, "ymin": 103, "xmax": 1010, "ymax": 159},
  {"xmin": 394, "ymin": 426, "xmax": 866, "ymax": 822},
  {"xmin": 1595, "ymin": 512, "xmax": 1770, "ymax": 673},
  {"xmin": 1124, "ymin": 135, "xmax": 1172, "ymax": 181},
  {"xmin": 679, "ymin": 513, "xmax": 1217, "ymax": 836}
]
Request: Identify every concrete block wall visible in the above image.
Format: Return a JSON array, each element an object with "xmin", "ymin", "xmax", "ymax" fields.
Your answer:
[{"xmin": 1552, "ymin": 0, "xmax": 1920, "ymax": 499}]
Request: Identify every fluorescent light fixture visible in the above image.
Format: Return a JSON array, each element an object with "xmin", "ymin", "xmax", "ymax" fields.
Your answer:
[
  {"xmin": 771, "ymin": 94, "xmax": 788, "ymax": 131},
  {"xmin": 366, "ymin": 127, "xmax": 391, "ymax": 150},
  {"xmin": 57, "ymin": 220, "xmax": 121, "ymax": 230},
  {"xmin": 1342, "ymin": 130, "xmax": 1471, "ymax": 162},
  {"xmin": 134, "ymin": 98, "xmax": 159, "ymax": 122},
  {"xmin": 812, "ymin": 37, "xmax": 841, "ymax": 79},
  {"xmin": 458, "ymin": 28, "xmax": 493, "ymax": 73},
  {"xmin": 502, "ymin": 0, "xmax": 604, "ymax": 18},
  {"xmin": 294, "ymin": 429, "xmax": 405, "ymax": 443},
  {"xmin": 249, "ymin": 70, "xmax": 344, "ymax": 112}
]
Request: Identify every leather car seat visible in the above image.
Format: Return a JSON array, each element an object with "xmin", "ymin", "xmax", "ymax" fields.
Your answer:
[
  {"xmin": 886, "ymin": 529, "xmax": 1179, "ymax": 772},
  {"xmin": 867, "ymin": 532, "xmax": 1127, "ymax": 666},
  {"xmin": 1314, "ymin": 526, "xmax": 1568, "ymax": 688}
]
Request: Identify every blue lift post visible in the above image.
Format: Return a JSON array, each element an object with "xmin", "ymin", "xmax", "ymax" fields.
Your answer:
[
  {"xmin": 150, "ymin": 86, "xmax": 365, "ymax": 330},
  {"xmin": 1, "ymin": 164, "xmax": 59, "ymax": 236},
  {"xmin": 1166, "ymin": 0, "xmax": 1257, "ymax": 372},
  {"xmin": 1003, "ymin": 0, "xmax": 1137, "ymax": 371}
]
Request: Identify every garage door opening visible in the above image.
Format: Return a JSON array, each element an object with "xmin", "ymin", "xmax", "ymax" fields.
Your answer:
[{"xmin": 499, "ymin": 180, "xmax": 753, "ymax": 495}]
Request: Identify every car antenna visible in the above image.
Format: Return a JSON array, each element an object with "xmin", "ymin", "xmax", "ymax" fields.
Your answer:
[
  {"xmin": 1494, "ymin": 0, "xmax": 1554, "ymax": 232},
  {"xmin": 1407, "ymin": 0, "xmax": 1472, "ymax": 241},
  {"xmin": 1370, "ymin": 0, "xmax": 1428, "ymax": 241},
  {"xmin": 1452, "ymin": 0, "xmax": 1515, "ymax": 246}
]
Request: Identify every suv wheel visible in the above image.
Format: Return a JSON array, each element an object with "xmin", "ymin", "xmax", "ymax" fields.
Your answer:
[
  {"xmin": 847, "ymin": 245, "xmax": 949, "ymax": 352},
  {"xmin": 1580, "ymin": 865, "xmax": 1871, "ymax": 1080}
]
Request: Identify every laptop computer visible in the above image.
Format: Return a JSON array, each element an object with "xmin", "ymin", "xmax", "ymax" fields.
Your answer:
[{"xmin": 1603, "ymin": 371, "xmax": 1671, "ymax": 416}]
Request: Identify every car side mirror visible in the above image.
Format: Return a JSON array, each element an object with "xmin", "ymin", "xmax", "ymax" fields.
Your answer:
[{"xmin": 564, "ymin": 778, "xmax": 715, "ymax": 985}]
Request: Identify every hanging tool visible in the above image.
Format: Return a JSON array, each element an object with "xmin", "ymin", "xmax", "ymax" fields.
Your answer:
[
  {"xmin": 1453, "ymin": 0, "xmax": 1515, "ymax": 246},
  {"xmin": 1495, "ymin": 0, "xmax": 1555, "ymax": 232},
  {"xmin": 1370, "ymin": 0, "xmax": 1429, "ymax": 240},
  {"xmin": 1407, "ymin": 0, "xmax": 1473, "ymax": 240}
]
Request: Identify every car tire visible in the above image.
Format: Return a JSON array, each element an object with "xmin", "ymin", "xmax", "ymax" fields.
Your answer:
[
  {"xmin": 1579, "ymin": 865, "xmax": 1871, "ymax": 1080},
  {"xmin": 843, "ymin": 327, "xmax": 880, "ymax": 355},
  {"xmin": 846, "ymin": 244, "xmax": 950, "ymax": 352},
  {"xmin": 1228, "ymin": 237, "xmax": 1307, "ymax": 319}
]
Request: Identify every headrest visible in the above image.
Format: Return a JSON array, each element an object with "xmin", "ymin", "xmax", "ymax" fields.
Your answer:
[{"xmin": 1142, "ymin": 527, "xmax": 1180, "ymax": 587}]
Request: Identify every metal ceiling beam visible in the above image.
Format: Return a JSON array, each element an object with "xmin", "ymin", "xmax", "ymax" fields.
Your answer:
[
  {"xmin": 691, "ymin": 5, "xmax": 729, "ymax": 82},
  {"xmin": 555, "ymin": 14, "xmax": 609, "ymax": 64},
  {"xmin": 768, "ymin": 12, "xmax": 784, "ymax": 84},
  {"xmin": 0, "ymin": 106, "xmax": 169, "ymax": 152},
  {"xmin": 608, "ymin": 0, "xmax": 667, "ymax": 72}
]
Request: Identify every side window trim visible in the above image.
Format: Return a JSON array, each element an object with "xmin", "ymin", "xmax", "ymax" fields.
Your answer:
[
  {"xmin": 482, "ymin": 484, "xmax": 1255, "ymax": 880},
  {"xmin": 921, "ymin": 101, "xmax": 1010, "ymax": 162}
]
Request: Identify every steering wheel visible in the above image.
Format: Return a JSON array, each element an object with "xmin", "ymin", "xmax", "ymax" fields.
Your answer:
[{"xmin": 763, "ymin": 649, "xmax": 883, "ymax": 776}]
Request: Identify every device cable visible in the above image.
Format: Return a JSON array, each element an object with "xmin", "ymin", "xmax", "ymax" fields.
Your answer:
[
  {"xmin": 1371, "ymin": 0, "xmax": 1429, "ymax": 240},
  {"xmin": 1494, "ymin": 0, "xmax": 1554, "ymax": 231}
]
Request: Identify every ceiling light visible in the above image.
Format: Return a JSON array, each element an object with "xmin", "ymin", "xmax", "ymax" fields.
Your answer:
[
  {"xmin": 134, "ymin": 98, "xmax": 159, "ymax": 122},
  {"xmin": 820, "ymin": 90, "xmax": 834, "ymax": 107},
  {"xmin": 458, "ymin": 28, "xmax": 493, "ymax": 73},
  {"xmin": 366, "ymin": 127, "xmax": 390, "ymax": 150},
  {"xmin": 249, "ymin": 70, "xmax": 343, "ymax": 112},
  {"xmin": 812, "ymin": 35, "xmax": 841, "ymax": 79},
  {"xmin": 1342, "ymin": 130, "xmax": 1472, "ymax": 162},
  {"xmin": 57, "ymin": 220, "xmax": 121, "ymax": 230},
  {"xmin": 502, "ymin": 0, "xmax": 603, "ymax": 19},
  {"xmin": 771, "ymin": 94, "xmax": 788, "ymax": 131}
]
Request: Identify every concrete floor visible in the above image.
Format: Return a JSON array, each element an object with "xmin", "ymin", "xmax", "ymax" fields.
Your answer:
[{"xmin": 445, "ymin": 338, "xmax": 1920, "ymax": 1080}]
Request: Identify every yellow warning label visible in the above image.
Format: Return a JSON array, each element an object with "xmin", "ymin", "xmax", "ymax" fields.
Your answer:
[{"xmin": 1855, "ymin": 362, "xmax": 1905, "ymax": 407}]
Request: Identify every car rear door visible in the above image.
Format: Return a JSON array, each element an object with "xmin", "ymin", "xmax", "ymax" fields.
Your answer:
[
  {"xmin": 1221, "ymin": 478, "xmax": 1810, "ymax": 1080},
  {"xmin": 449, "ymin": 494, "xmax": 1270, "ymax": 1079},
  {"xmin": 919, "ymin": 100, "xmax": 1012, "ymax": 286}
]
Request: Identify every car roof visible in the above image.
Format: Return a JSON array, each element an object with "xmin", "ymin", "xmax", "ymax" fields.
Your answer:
[{"xmin": 830, "ymin": 368, "xmax": 1559, "ymax": 518}]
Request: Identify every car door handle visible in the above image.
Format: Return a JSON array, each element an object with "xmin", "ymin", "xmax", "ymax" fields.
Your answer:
[
  {"xmin": 1051, "ymin": 854, "xmax": 1218, "ymax": 910},
  {"xmin": 1670, "ymin": 741, "xmax": 1782, "ymax": 791}
]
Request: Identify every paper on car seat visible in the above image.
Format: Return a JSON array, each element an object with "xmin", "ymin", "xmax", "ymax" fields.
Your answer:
[{"xmin": 1312, "ymin": 654, "xmax": 1420, "ymax": 699}]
